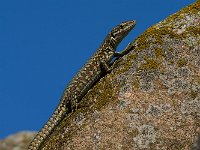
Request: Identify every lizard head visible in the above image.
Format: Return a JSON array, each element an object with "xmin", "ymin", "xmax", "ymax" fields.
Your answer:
[{"xmin": 109, "ymin": 20, "xmax": 136, "ymax": 48}]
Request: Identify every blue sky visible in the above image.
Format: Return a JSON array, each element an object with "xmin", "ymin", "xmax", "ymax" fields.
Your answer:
[{"xmin": 0, "ymin": 0, "xmax": 195, "ymax": 139}]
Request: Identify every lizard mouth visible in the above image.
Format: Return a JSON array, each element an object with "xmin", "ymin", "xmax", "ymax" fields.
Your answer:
[
  {"xmin": 110, "ymin": 20, "xmax": 136, "ymax": 47},
  {"xmin": 122, "ymin": 20, "xmax": 136, "ymax": 32}
]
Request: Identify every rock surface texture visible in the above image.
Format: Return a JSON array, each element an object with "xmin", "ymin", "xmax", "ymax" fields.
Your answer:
[
  {"xmin": 39, "ymin": 1, "xmax": 200, "ymax": 150},
  {"xmin": 0, "ymin": 131, "xmax": 36, "ymax": 150},
  {"xmin": 2, "ymin": 1, "xmax": 199, "ymax": 150}
]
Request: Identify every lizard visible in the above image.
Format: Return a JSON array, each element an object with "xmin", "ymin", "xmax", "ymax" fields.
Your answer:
[{"xmin": 28, "ymin": 20, "xmax": 136, "ymax": 150}]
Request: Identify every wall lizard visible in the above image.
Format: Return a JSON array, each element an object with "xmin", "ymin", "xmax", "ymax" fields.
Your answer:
[{"xmin": 28, "ymin": 20, "xmax": 136, "ymax": 150}]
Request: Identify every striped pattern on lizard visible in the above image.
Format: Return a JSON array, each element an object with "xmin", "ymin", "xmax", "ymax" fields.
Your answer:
[{"xmin": 28, "ymin": 20, "xmax": 136, "ymax": 150}]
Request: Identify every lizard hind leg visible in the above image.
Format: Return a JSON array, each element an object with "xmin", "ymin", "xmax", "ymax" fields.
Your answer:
[{"xmin": 100, "ymin": 60, "xmax": 113, "ymax": 73}]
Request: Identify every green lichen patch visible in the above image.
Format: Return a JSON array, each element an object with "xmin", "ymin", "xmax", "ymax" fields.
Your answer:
[
  {"xmin": 112, "ymin": 52, "xmax": 138, "ymax": 76},
  {"xmin": 85, "ymin": 77, "xmax": 115, "ymax": 110},
  {"xmin": 140, "ymin": 58, "xmax": 160, "ymax": 70},
  {"xmin": 155, "ymin": 48, "xmax": 165, "ymax": 58},
  {"xmin": 187, "ymin": 26, "xmax": 200, "ymax": 38},
  {"xmin": 132, "ymin": 77, "xmax": 140, "ymax": 89},
  {"xmin": 190, "ymin": 90, "xmax": 198, "ymax": 99},
  {"xmin": 177, "ymin": 58, "xmax": 188, "ymax": 67},
  {"xmin": 162, "ymin": 1, "xmax": 200, "ymax": 25}
]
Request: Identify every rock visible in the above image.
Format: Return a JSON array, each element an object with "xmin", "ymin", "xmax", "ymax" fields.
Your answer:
[
  {"xmin": 0, "ymin": 131, "xmax": 36, "ymax": 150},
  {"xmin": 191, "ymin": 135, "xmax": 200, "ymax": 150},
  {"xmin": 40, "ymin": 1, "xmax": 200, "ymax": 149}
]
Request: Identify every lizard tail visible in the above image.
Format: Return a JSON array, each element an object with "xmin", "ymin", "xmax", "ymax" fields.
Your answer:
[{"xmin": 28, "ymin": 103, "xmax": 67, "ymax": 150}]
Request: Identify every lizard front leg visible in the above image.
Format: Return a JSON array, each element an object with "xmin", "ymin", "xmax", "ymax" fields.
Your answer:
[{"xmin": 114, "ymin": 43, "xmax": 135, "ymax": 57}]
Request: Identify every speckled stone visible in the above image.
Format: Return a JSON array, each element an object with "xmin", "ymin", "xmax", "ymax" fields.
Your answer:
[
  {"xmin": 41, "ymin": 1, "xmax": 200, "ymax": 150},
  {"xmin": 0, "ymin": 131, "xmax": 36, "ymax": 150}
]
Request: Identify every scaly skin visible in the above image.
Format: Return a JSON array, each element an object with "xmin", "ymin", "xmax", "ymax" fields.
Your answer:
[{"xmin": 28, "ymin": 20, "xmax": 136, "ymax": 150}]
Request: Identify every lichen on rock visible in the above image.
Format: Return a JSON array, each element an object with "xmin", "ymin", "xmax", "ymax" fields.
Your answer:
[{"xmin": 41, "ymin": 1, "xmax": 200, "ymax": 149}]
